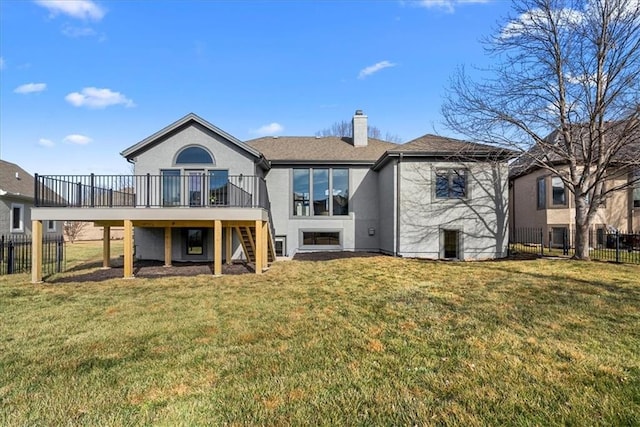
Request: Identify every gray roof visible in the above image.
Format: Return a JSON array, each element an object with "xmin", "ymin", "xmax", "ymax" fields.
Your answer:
[
  {"xmin": 246, "ymin": 136, "xmax": 399, "ymax": 163},
  {"xmin": 388, "ymin": 134, "xmax": 507, "ymax": 155},
  {"xmin": 0, "ymin": 160, "xmax": 34, "ymax": 199},
  {"xmin": 121, "ymin": 113, "xmax": 265, "ymax": 162}
]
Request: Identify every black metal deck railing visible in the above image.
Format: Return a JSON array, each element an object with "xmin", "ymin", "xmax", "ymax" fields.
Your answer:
[{"xmin": 34, "ymin": 174, "xmax": 268, "ymax": 209}]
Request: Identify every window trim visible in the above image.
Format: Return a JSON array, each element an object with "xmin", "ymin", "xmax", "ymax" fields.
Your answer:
[
  {"xmin": 10, "ymin": 203, "xmax": 24, "ymax": 233},
  {"xmin": 434, "ymin": 168, "xmax": 468, "ymax": 200},
  {"xmin": 46, "ymin": 220, "xmax": 56, "ymax": 232},
  {"xmin": 440, "ymin": 227, "xmax": 463, "ymax": 260},
  {"xmin": 174, "ymin": 145, "xmax": 215, "ymax": 165}
]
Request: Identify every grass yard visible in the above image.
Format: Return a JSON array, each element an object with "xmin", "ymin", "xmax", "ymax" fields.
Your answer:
[{"xmin": 1, "ymin": 244, "xmax": 639, "ymax": 425}]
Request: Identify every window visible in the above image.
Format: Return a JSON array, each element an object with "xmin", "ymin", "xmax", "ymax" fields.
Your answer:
[
  {"xmin": 175, "ymin": 146, "xmax": 214, "ymax": 164},
  {"xmin": 293, "ymin": 169, "xmax": 310, "ymax": 216},
  {"xmin": 551, "ymin": 177, "xmax": 566, "ymax": 205},
  {"xmin": 162, "ymin": 170, "xmax": 181, "ymax": 206},
  {"xmin": 302, "ymin": 231, "xmax": 340, "ymax": 246},
  {"xmin": 293, "ymin": 168, "xmax": 349, "ymax": 216},
  {"xmin": 209, "ymin": 170, "xmax": 229, "ymax": 205},
  {"xmin": 633, "ymin": 169, "xmax": 640, "ymax": 208},
  {"xmin": 186, "ymin": 229, "xmax": 204, "ymax": 255},
  {"xmin": 275, "ymin": 236, "xmax": 286, "ymax": 256},
  {"xmin": 537, "ymin": 177, "xmax": 546, "ymax": 209},
  {"xmin": 332, "ymin": 169, "xmax": 349, "ymax": 215},
  {"xmin": 442, "ymin": 229, "xmax": 460, "ymax": 259},
  {"xmin": 10, "ymin": 204, "xmax": 24, "ymax": 232},
  {"xmin": 47, "ymin": 220, "xmax": 56, "ymax": 232},
  {"xmin": 313, "ymin": 169, "xmax": 329, "ymax": 216},
  {"xmin": 435, "ymin": 169, "xmax": 467, "ymax": 199}
]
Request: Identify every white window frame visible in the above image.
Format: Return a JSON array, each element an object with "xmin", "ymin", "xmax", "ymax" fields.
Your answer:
[
  {"xmin": 10, "ymin": 203, "xmax": 25, "ymax": 233},
  {"xmin": 46, "ymin": 220, "xmax": 56, "ymax": 232}
]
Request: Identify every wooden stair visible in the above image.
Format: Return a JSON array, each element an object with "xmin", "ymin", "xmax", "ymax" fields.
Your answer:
[{"xmin": 235, "ymin": 224, "xmax": 275, "ymax": 265}]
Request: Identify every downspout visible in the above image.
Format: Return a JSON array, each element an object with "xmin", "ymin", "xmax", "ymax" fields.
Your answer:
[{"xmin": 395, "ymin": 153, "xmax": 403, "ymax": 257}]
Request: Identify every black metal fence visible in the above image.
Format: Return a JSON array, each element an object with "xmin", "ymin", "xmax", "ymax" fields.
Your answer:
[
  {"xmin": 34, "ymin": 174, "xmax": 267, "ymax": 209},
  {"xmin": 509, "ymin": 227, "xmax": 640, "ymax": 264},
  {"xmin": 0, "ymin": 235, "xmax": 65, "ymax": 276}
]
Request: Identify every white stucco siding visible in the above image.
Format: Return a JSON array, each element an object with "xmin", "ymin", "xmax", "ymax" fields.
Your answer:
[
  {"xmin": 263, "ymin": 165, "xmax": 381, "ymax": 256},
  {"xmin": 133, "ymin": 123, "xmax": 256, "ymax": 177},
  {"xmin": 398, "ymin": 160, "xmax": 509, "ymax": 260},
  {"xmin": 377, "ymin": 161, "xmax": 396, "ymax": 255}
]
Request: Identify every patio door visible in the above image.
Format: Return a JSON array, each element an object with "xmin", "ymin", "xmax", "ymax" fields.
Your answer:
[{"xmin": 187, "ymin": 170, "xmax": 205, "ymax": 206}]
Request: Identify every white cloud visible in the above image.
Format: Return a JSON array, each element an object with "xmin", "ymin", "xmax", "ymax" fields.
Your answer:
[
  {"xmin": 65, "ymin": 87, "xmax": 135, "ymax": 109},
  {"xmin": 0, "ymin": 57, "xmax": 5, "ymax": 70},
  {"xmin": 14, "ymin": 83, "xmax": 47, "ymax": 94},
  {"xmin": 358, "ymin": 60, "xmax": 396, "ymax": 79},
  {"xmin": 38, "ymin": 138, "xmax": 55, "ymax": 147},
  {"xmin": 251, "ymin": 123, "xmax": 284, "ymax": 136},
  {"xmin": 409, "ymin": 0, "xmax": 490, "ymax": 13},
  {"xmin": 64, "ymin": 134, "xmax": 92, "ymax": 145},
  {"xmin": 34, "ymin": 0, "xmax": 106, "ymax": 21},
  {"xmin": 501, "ymin": 8, "xmax": 584, "ymax": 39}
]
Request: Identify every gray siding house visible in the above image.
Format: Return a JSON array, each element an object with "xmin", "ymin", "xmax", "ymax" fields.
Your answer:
[
  {"xmin": 0, "ymin": 160, "xmax": 61, "ymax": 237},
  {"xmin": 30, "ymin": 111, "xmax": 512, "ymax": 281}
]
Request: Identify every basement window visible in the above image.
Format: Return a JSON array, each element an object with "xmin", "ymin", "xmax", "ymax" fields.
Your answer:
[{"xmin": 186, "ymin": 229, "xmax": 204, "ymax": 255}]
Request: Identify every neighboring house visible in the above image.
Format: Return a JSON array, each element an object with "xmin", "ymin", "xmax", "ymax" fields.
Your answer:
[
  {"xmin": 30, "ymin": 111, "xmax": 512, "ymax": 281},
  {"xmin": 0, "ymin": 159, "xmax": 61, "ymax": 236},
  {"xmin": 509, "ymin": 134, "xmax": 640, "ymax": 247}
]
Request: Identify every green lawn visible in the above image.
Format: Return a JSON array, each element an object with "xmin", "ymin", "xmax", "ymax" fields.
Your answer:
[{"xmin": 1, "ymin": 245, "xmax": 639, "ymax": 425}]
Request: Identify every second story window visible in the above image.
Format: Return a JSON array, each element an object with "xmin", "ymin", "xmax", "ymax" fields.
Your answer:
[
  {"xmin": 435, "ymin": 169, "xmax": 467, "ymax": 199},
  {"xmin": 551, "ymin": 177, "xmax": 567, "ymax": 206},
  {"xmin": 175, "ymin": 146, "xmax": 214, "ymax": 164},
  {"xmin": 537, "ymin": 177, "xmax": 546, "ymax": 209}
]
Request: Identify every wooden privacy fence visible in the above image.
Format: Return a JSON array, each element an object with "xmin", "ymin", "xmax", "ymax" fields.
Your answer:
[
  {"xmin": 509, "ymin": 227, "xmax": 640, "ymax": 264},
  {"xmin": 0, "ymin": 234, "xmax": 65, "ymax": 276}
]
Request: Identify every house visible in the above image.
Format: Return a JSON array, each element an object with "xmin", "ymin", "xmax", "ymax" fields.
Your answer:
[
  {"xmin": 0, "ymin": 159, "xmax": 61, "ymax": 237},
  {"xmin": 509, "ymin": 129, "xmax": 640, "ymax": 247},
  {"xmin": 30, "ymin": 111, "xmax": 513, "ymax": 282}
]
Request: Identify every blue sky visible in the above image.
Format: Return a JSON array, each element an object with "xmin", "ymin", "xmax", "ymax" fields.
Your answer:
[{"xmin": 0, "ymin": 0, "xmax": 512, "ymax": 175}]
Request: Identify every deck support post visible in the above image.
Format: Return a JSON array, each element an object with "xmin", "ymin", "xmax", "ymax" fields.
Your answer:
[
  {"xmin": 124, "ymin": 220, "xmax": 134, "ymax": 279},
  {"xmin": 214, "ymin": 220, "xmax": 222, "ymax": 276},
  {"xmin": 255, "ymin": 220, "xmax": 264, "ymax": 274},
  {"xmin": 164, "ymin": 227, "xmax": 172, "ymax": 267},
  {"xmin": 31, "ymin": 220, "xmax": 43, "ymax": 283},
  {"xmin": 225, "ymin": 226, "xmax": 232, "ymax": 265},
  {"xmin": 262, "ymin": 221, "xmax": 268, "ymax": 267},
  {"xmin": 102, "ymin": 226, "xmax": 111, "ymax": 268}
]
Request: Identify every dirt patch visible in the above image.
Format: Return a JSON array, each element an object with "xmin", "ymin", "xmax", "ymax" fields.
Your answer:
[
  {"xmin": 292, "ymin": 251, "xmax": 381, "ymax": 261},
  {"xmin": 49, "ymin": 260, "xmax": 254, "ymax": 283}
]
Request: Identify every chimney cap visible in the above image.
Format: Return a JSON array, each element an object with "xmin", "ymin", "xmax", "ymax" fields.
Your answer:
[{"xmin": 355, "ymin": 109, "xmax": 364, "ymax": 116}]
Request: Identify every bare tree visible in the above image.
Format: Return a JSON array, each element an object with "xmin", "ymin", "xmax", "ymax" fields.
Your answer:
[
  {"xmin": 316, "ymin": 120, "xmax": 403, "ymax": 143},
  {"xmin": 443, "ymin": 0, "xmax": 640, "ymax": 259},
  {"xmin": 63, "ymin": 221, "xmax": 88, "ymax": 244}
]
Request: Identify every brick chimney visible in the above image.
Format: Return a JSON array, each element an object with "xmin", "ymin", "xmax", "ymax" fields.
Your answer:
[{"xmin": 352, "ymin": 109, "xmax": 368, "ymax": 147}]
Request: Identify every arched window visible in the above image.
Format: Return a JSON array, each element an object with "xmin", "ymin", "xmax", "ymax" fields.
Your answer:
[{"xmin": 175, "ymin": 146, "xmax": 214, "ymax": 164}]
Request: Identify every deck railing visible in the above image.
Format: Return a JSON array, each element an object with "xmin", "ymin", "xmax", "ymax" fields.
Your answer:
[{"xmin": 34, "ymin": 174, "xmax": 268, "ymax": 209}]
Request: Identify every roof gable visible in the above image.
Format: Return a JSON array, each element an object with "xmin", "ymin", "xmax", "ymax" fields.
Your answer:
[
  {"xmin": 0, "ymin": 160, "xmax": 35, "ymax": 199},
  {"xmin": 120, "ymin": 113, "xmax": 263, "ymax": 161}
]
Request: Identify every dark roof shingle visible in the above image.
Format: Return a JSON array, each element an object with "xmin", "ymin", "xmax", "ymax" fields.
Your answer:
[
  {"xmin": 245, "ymin": 136, "xmax": 398, "ymax": 163},
  {"xmin": 0, "ymin": 160, "xmax": 34, "ymax": 198}
]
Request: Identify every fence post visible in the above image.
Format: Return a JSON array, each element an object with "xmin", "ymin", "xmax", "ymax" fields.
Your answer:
[
  {"xmin": 540, "ymin": 229, "xmax": 544, "ymax": 256},
  {"xmin": 56, "ymin": 235, "xmax": 64, "ymax": 273},
  {"xmin": 109, "ymin": 189, "xmax": 113, "ymax": 207},
  {"xmin": 76, "ymin": 181, "xmax": 82, "ymax": 207},
  {"xmin": 34, "ymin": 173, "xmax": 40, "ymax": 207},
  {"xmin": 146, "ymin": 173, "xmax": 151, "ymax": 207},
  {"xmin": 7, "ymin": 240, "xmax": 14, "ymax": 274},
  {"xmin": 563, "ymin": 228, "xmax": 568, "ymax": 256},
  {"xmin": 90, "ymin": 173, "xmax": 95, "ymax": 207},
  {"xmin": 615, "ymin": 230, "xmax": 620, "ymax": 263}
]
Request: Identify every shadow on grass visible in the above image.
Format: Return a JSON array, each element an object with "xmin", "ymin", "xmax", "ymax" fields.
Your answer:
[{"xmin": 293, "ymin": 251, "xmax": 382, "ymax": 261}]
